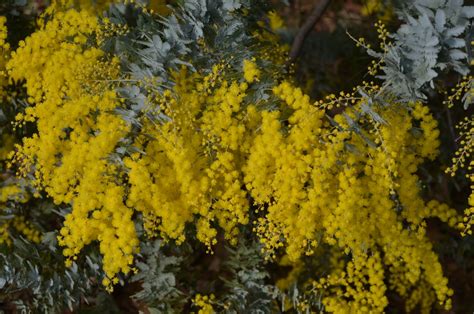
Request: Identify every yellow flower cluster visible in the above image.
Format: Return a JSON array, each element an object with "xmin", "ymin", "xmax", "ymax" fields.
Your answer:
[
  {"xmin": 446, "ymin": 116, "xmax": 473, "ymax": 235},
  {"xmin": 0, "ymin": 185, "xmax": 25, "ymax": 203},
  {"xmin": 12, "ymin": 216, "xmax": 42, "ymax": 243},
  {"xmin": 243, "ymin": 59, "xmax": 261, "ymax": 83},
  {"xmin": 443, "ymin": 75, "xmax": 473, "ymax": 109},
  {"xmin": 6, "ymin": 6, "xmax": 461, "ymax": 311},
  {"xmin": 0, "ymin": 224, "xmax": 9, "ymax": 245},
  {"xmin": 361, "ymin": 0, "xmax": 393, "ymax": 21},
  {"xmin": 0, "ymin": 134, "xmax": 14, "ymax": 161},
  {"xmin": 0, "ymin": 16, "xmax": 10, "ymax": 98},
  {"xmin": 47, "ymin": 0, "xmax": 171, "ymax": 16},
  {"xmin": 316, "ymin": 252, "xmax": 387, "ymax": 312},
  {"xmin": 247, "ymin": 81, "xmax": 325, "ymax": 259},
  {"xmin": 193, "ymin": 294, "xmax": 215, "ymax": 314},
  {"xmin": 254, "ymin": 16, "xmax": 290, "ymax": 67},
  {"xmin": 245, "ymin": 81, "xmax": 457, "ymax": 311},
  {"xmin": 267, "ymin": 11, "xmax": 284, "ymax": 31},
  {"xmin": 126, "ymin": 67, "xmax": 251, "ymax": 250},
  {"xmin": 9, "ymin": 18, "xmax": 258, "ymax": 286},
  {"xmin": 47, "ymin": 0, "xmax": 119, "ymax": 14},
  {"xmin": 0, "ymin": 183, "xmax": 40, "ymax": 245},
  {"xmin": 442, "ymin": 41, "xmax": 473, "ymax": 236},
  {"xmin": 1, "ymin": 119, "xmax": 40, "ymax": 246},
  {"xmin": 8, "ymin": 9, "xmax": 138, "ymax": 289}
]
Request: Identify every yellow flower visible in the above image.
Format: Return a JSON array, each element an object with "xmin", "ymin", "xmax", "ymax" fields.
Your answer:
[
  {"xmin": 268, "ymin": 11, "xmax": 284, "ymax": 31},
  {"xmin": 242, "ymin": 59, "xmax": 261, "ymax": 83}
]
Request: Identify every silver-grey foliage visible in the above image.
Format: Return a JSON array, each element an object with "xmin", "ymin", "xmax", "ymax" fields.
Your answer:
[
  {"xmin": 0, "ymin": 236, "xmax": 104, "ymax": 313},
  {"xmin": 221, "ymin": 243, "xmax": 280, "ymax": 314},
  {"xmin": 131, "ymin": 240, "xmax": 185, "ymax": 313},
  {"xmin": 375, "ymin": 0, "xmax": 473, "ymax": 100}
]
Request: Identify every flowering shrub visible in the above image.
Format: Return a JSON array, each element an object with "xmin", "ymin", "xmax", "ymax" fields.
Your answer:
[{"xmin": 0, "ymin": 0, "xmax": 473, "ymax": 312}]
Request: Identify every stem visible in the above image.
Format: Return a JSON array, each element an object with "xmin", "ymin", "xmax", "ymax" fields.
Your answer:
[{"xmin": 288, "ymin": 0, "xmax": 331, "ymax": 64}]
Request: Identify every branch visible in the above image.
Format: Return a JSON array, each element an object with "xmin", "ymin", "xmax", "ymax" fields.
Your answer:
[{"xmin": 288, "ymin": 0, "xmax": 331, "ymax": 64}]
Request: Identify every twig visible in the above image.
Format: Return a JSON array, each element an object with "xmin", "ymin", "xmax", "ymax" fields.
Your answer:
[
  {"xmin": 445, "ymin": 105, "xmax": 457, "ymax": 149},
  {"xmin": 288, "ymin": 0, "xmax": 331, "ymax": 64}
]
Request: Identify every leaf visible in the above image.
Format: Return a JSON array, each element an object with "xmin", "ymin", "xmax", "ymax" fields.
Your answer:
[
  {"xmin": 445, "ymin": 37, "xmax": 465, "ymax": 48},
  {"xmin": 435, "ymin": 9, "xmax": 446, "ymax": 32},
  {"xmin": 223, "ymin": 0, "xmax": 242, "ymax": 11},
  {"xmin": 462, "ymin": 6, "xmax": 474, "ymax": 18},
  {"xmin": 446, "ymin": 25, "xmax": 465, "ymax": 37},
  {"xmin": 147, "ymin": 308, "xmax": 162, "ymax": 314},
  {"xmin": 14, "ymin": 0, "xmax": 27, "ymax": 5},
  {"xmin": 449, "ymin": 49, "xmax": 467, "ymax": 60}
]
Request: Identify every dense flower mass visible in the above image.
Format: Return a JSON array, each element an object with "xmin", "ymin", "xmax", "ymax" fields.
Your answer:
[
  {"xmin": 46, "ymin": 0, "xmax": 170, "ymax": 15},
  {"xmin": 1, "ymin": 0, "xmax": 473, "ymax": 312},
  {"xmin": 8, "ymin": 9, "xmax": 139, "ymax": 285},
  {"xmin": 247, "ymin": 81, "xmax": 458, "ymax": 311},
  {"xmin": 0, "ymin": 16, "xmax": 9, "ymax": 97}
]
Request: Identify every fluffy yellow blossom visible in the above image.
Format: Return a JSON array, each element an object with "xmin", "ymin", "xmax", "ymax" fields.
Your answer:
[
  {"xmin": 245, "ymin": 81, "xmax": 457, "ymax": 311},
  {"xmin": 361, "ymin": 0, "xmax": 393, "ymax": 21},
  {"xmin": 0, "ymin": 182, "xmax": 41, "ymax": 245},
  {"xmin": 12, "ymin": 216, "xmax": 42, "ymax": 243},
  {"xmin": 242, "ymin": 59, "xmax": 261, "ymax": 83},
  {"xmin": 0, "ymin": 185, "xmax": 25, "ymax": 203},
  {"xmin": 47, "ymin": 0, "xmax": 171, "ymax": 16},
  {"xmin": 193, "ymin": 294, "xmax": 215, "ymax": 314},
  {"xmin": 126, "ymin": 69, "xmax": 251, "ymax": 250},
  {"xmin": 0, "ymin": 16, "xmax": 10, "ymax": 98},
  {"xmin": 0, "ymin": 134, "xmax": 14, "ymax": 161},
  {"xmin": 9, "ymin": 17, "xmax": 257, "ymax": 286},
  {"xmin": 6, "ymin": 5, "xmax": 461, "ymax": 309},
  {"xmin": 0, "ymin": 223, "xmax": 10, "ymax": 245},
  {"xmin": 268, "ymin": 11, "xmax": 284, "ymax": 31},
  {"xmin": 8, "ymin": 9, "xmax": 138, "ymax": 288},
  {"xmin": 47, "ymin": 0, "xmax": 119, "ymax": 14},
  {"xmin": 317, "ymin": 252, "xmax": 388, "ymax": 313}
]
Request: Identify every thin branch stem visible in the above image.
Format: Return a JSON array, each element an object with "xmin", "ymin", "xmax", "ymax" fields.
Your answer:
[
  {"xmin": 445, "ymin": 105, "xmax": 457, "ymax": 149},
  {"xmin": 288, "ymin": 0, "xmax": 331, "ymax": 64}
]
